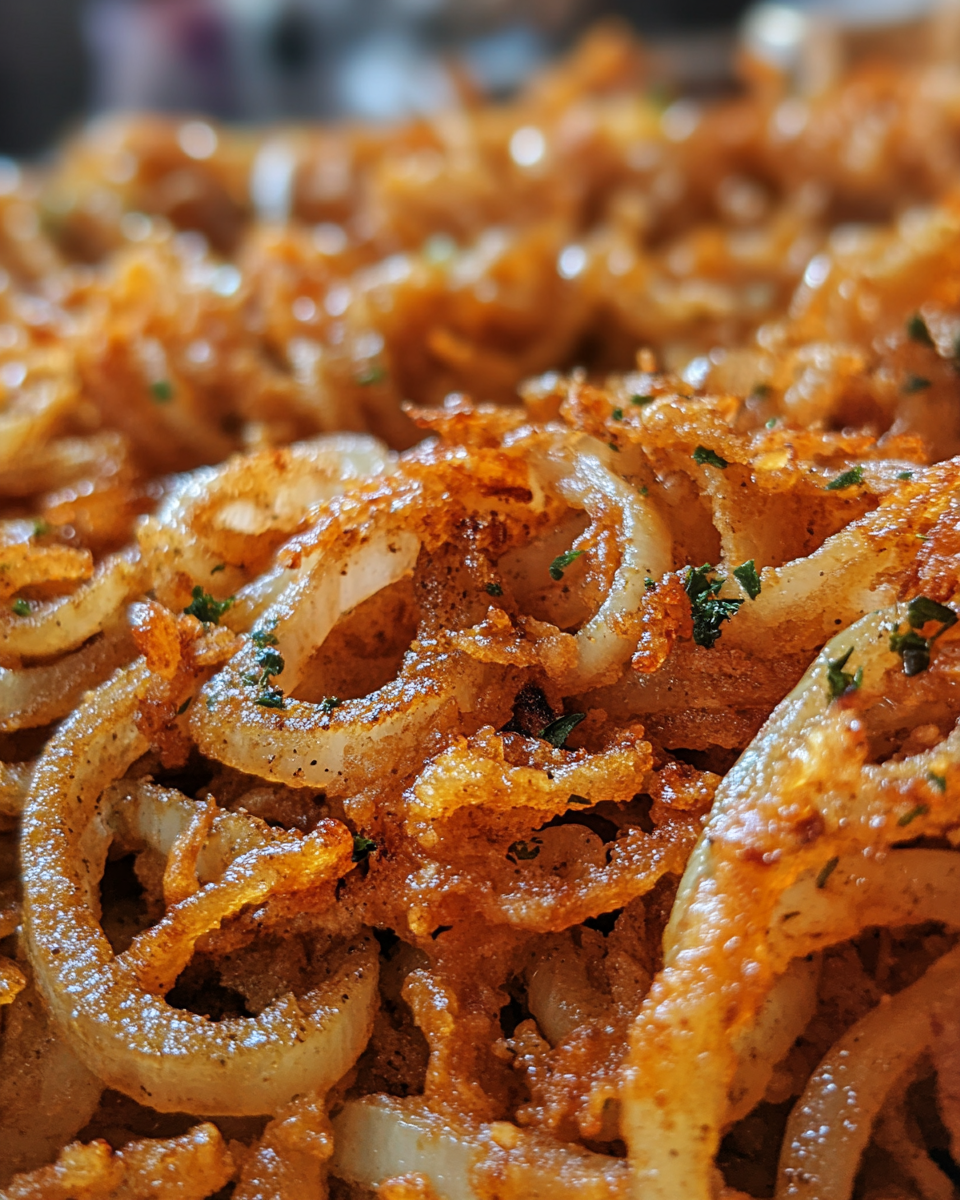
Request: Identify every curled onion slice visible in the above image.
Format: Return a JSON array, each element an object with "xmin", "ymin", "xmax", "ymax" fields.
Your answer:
[
  {"xmin": 331, "ymin": 1096, "xmax": 629, "ymax": 1199},
  {"xmin": 624, "ymin": 605, "xmax": 960, "ymax": 1200},
  {"xmin": 533, "ymin": 441, "xmax": 672, "ymax": 689},
  {"xmin": 0, "ymin": 549, "xmax": 143, "ymax": 659},
  {"xmin": 21, "ymin": 663, "xmax": 379, "ymax": 1115},
  {"xmin": 0, "ymin": 617, "xmax": 134, "ymax": 732},
  {"xmin": 193, "ymin": 453, "xmax": 553, "ymax": 792},
  {"xmin": 777, "ymin": 944, "xmax": 960, "ymax": 1200},
  {"xmin": 138, "ymin": 433, "xmax": 393, "ymax": 602}
]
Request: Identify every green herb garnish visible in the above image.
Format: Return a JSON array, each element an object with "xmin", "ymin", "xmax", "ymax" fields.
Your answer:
[
  {"xmin": 319, "ymin": 696, "xmax": 343, "ymax": 713},
  {"xmin": 733, "ymin": 559, "xmax": 762, "ymax": 600},
  {"xmin": 352, "ymin": 835, "xmax": 376, "ymax": 862},
  {"xmin": 254, "ymin": 688, "xmax": 284, "ymax": 709},
  {"xmin": 631, "ymin": 394, "xmax": 654, "ymax": 406},
  {"xmin": 549, "ymin": 549, "xmax": 583, "ymax": 581},
  {"xmin": 907, "ymin": 313, "xmax": 934, "ymax": 347},
  {"xmin": 899, "ymin": 804, "xmax": 929, "ymax": 826},
  {"xmin": 210, "ymin": 562, "xmax": 226, "ymax": 574},
  {"xmin": 177, "ymin": 696, "xmax": 192, "ymax": 715},
  {"xmin": 540, "ymin": 712, "xmax": 586, "ymax": 748},
  {"xmin": 507, "ymin": 839, "xmax": 541, "ymax": 862},
  {"xmin": 903, "ymin": 375, "xmax": 931, "ymax": 393},
  {"xmin": 751, "ymin": 382, "xmax": 771, "ymax": 399},
  {"xmin": 611, "ymin": 407, "xmax": 623, "ymax": 420},
  {"xmin": 826, "ymin": 647, "xmax": 862, "ymax": 701},
  {"xmin": 31, "ymin": 519, "xmax": 52, "ymax": 537},
  {"xmin": 485, "ymin": 582, "xmax": 503, "ymax": 596},
  {"xmin": 684, "ymin": 564, "xmax": 743, "ymax": 648},
  {"xmin": 568, "ymin": 794, "xmax": 591, "ymax": 805},
  {"xmin": 692, "ymin": 445, "xmax": 729, "ymax": 469},
  {"xmin": 251, "ymin": 624, "xmax": 279, "ymax": 649},
  {"xmin": 150, "ymin": 380, "xmax": 174, "ymax": 403},
  {"xmin": 11, "ymin": 598, "xmax": 30, "ymax": 617},
  {"xmin": 889, "ymin": 596, "xmax": 957, "ymax": 676},
  {"xmin": 825, "ymin": 465, "xmax": 864, "ymax": 491},
  {"xmin": 816, "ymin": 856, "xmax": 839, "ymax": 889},
  {"xmin": 897, "ymin": 470, "xmax": 914, "ymax": 481},
  {"xmin": 927, "ymin": 771, "xmax": 947, "ymax": 793},
  {"xmin": 183, "ymin": 586, "xmax": 234, "ymax": 625}
]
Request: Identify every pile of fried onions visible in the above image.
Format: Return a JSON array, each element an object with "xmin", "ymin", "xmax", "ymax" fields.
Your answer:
[{"xmin": 0, "ymin": 378, "xmax": 956, "ymax": 1200}]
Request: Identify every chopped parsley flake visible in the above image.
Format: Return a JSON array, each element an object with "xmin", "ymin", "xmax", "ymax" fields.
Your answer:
[
  {"xmin": 319, "ymin": 695, "xmax": 343, "ymax": 713},
  {"xmin": 150, "ymin": 380, "xmax": 174, "ymax": 403},
  {"xmin": 611, "ymin": 407, "xmax": 623, "ymax": 420},
  {"xmin": 751, "ymin": 382, "xmax": 771, "ymax": 399},
  {"xmin": 765, "ymin": 417, "xmax": 778, "ymax": 429},
  {"xmin": 631, "ymin": 394, "xmax": 654, "ymax": 406},
  {"xmin": 356, "ymin": 364, "xmax": 386, "ymax": 386},
  {"xmin": 733, "ymin": 559, "xmax": 762, "ymax": 600},
  {"xmin": 639, "ymin": 485, "xmax": 649, "ymax": 496},
  {"xmin": 210, "ymin": 562, "xmax": 226, "ymax": 574},
  {"xmin": 31, "ymin": 519, "xmax": 52, "ymax": 537},
  {"xmin": 692, "ymin": 445, "xmax": 729, "ymax": 469},
  {"xmin": 549, "ymin": 549, "xmax": 583, "ymax": 581},
  {"xmin": 898, "ymin": 803, "xmax": 929, "ymax": 826},
  {"xmin": 568, "ymin": 794, "xmax": 590, "ymax": 805},
  {"xmin": 608, "ymin": 442, "xmax": 620, "ymax": 452},
  {"xmin": 352, "ymin": 835, "xmax": 376, "ymax": 862},
  {"xmin": 927, "ymin": 772, "xmax": 947, "ymax": 793},
  {"xmin": 256, "ymin": 647, "xmax": 285, "ymax": 678},
  {"xmin": 897, "ymin": 470, "xmax": 914, "ymax": 481},
  {"xmin": 176, "ymin": 696, "xmax": 192, "ymax": 715},
  {"xmin": 485, "ymin": 582, "xmax": 503, "ymax": 596},
  {"xmin": 540, "ymin": 712, "xmax": 586, "ymax": 748},
  {"xmin": 507, "ymin": 839, "xmax": 541, "ymax": 862},
  {"xmin": 903, "ymin": 375, "xmax": 931, "ymax": 393},
  {"xmin": 684, "ymin": 564, "xmax": 743, "ymax": 648},
  {"xmin": 11, "ymin": 598, "xmax": 30, "ymax": 616},
  {"xmin": 816, "ymin": 856, "xmax": 839, "ymax": 888},
  {"xmin": 907, "ymin": 313, "xmax": 935, "ymax": 347},
  {"xmin": 183, "ymin": 586, "xmax": 234, "ymax": 625},
  {"xmin": 251, "ymin": 624, "xmax": 279, "ymax": 649},
  {"xmin": 254, "ymin": 688, "xmax": 284, "ymax": 709},
  {"xmin": 826, "ymin": 646, "xmax": 862, "ymax": 701},
  {"xmin": 644, "ymin": 575, "xmax": 656, "ymax": 590},
  {"xmin": 825, "ymin": 465, "xmax": 864, "ymax": 491},
  {"xmin": 889, "ymin": 596, "xmax": 958, "ymax": 676}
]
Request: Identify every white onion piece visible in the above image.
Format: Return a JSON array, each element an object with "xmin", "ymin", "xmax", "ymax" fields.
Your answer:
[
  {"xmin": 21, "ymin": 664, "xmax": 378, "ymax": 1116},
  {"xmin": 0, "ymin": 618, "xmax": 134, "ymax": 732},
  {"xmin": 547, "ymin": 448, "xmax": 672, "ymax": 689},
  {"xmin": 527, "ymin": 934, "xmax": 610, "ymax": 1046},
  {"xmin": 193, "ymin": 522, "xmax": 430, "ymax": 791},
  {"xmin": 777, "ymin": 944, "xmax": 960, "ymax": 1200},
  {"xmin": 0, "ymin": 549, "xmax": 143, "ymax": 659},
  {"xmin": 727, "ymin": 956, "xmax": 821, "ymax": 1124},
  {"xmin": 331, "ymin": 1097, "xmax": 629, "ymax": 1199}
]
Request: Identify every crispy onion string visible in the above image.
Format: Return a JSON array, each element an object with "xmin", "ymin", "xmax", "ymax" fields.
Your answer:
[
  {"xmin": 535, "ymin": 442, "xmax": 673, "ymax": 689},
  {"xmin": 138, "ymin": 433, "xmax": 393, "ymax": 602},
  {"xmin": 192, "ymin": 455, "xmax": 556, "ymax": 792},
  {"xmin": 330, "ymin": 1096, "xmax": 630, "ymax": 1199},
  {"xmin": 777, "ymin": 944, "xmax": 960, "ymax": 1200},
  {"xmin": 623, "ymin": 604, "xmax": 960, "ymax": 1200},
  {"xmin": 21, "ymin": 663, "xmax": 379, "ymax": 1115},
  {"xmin": 0, "ymin": 617, "xmax": 134, "ymax": 732},
  {"xmin": 0, "ymin": 550, "xmax": 143, "ymax": 660}
]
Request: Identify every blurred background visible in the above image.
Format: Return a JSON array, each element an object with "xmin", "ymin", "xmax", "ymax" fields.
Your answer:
[{"xmin": 0, "ymin": 0, "xmax": 935, "ymax": 157}]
